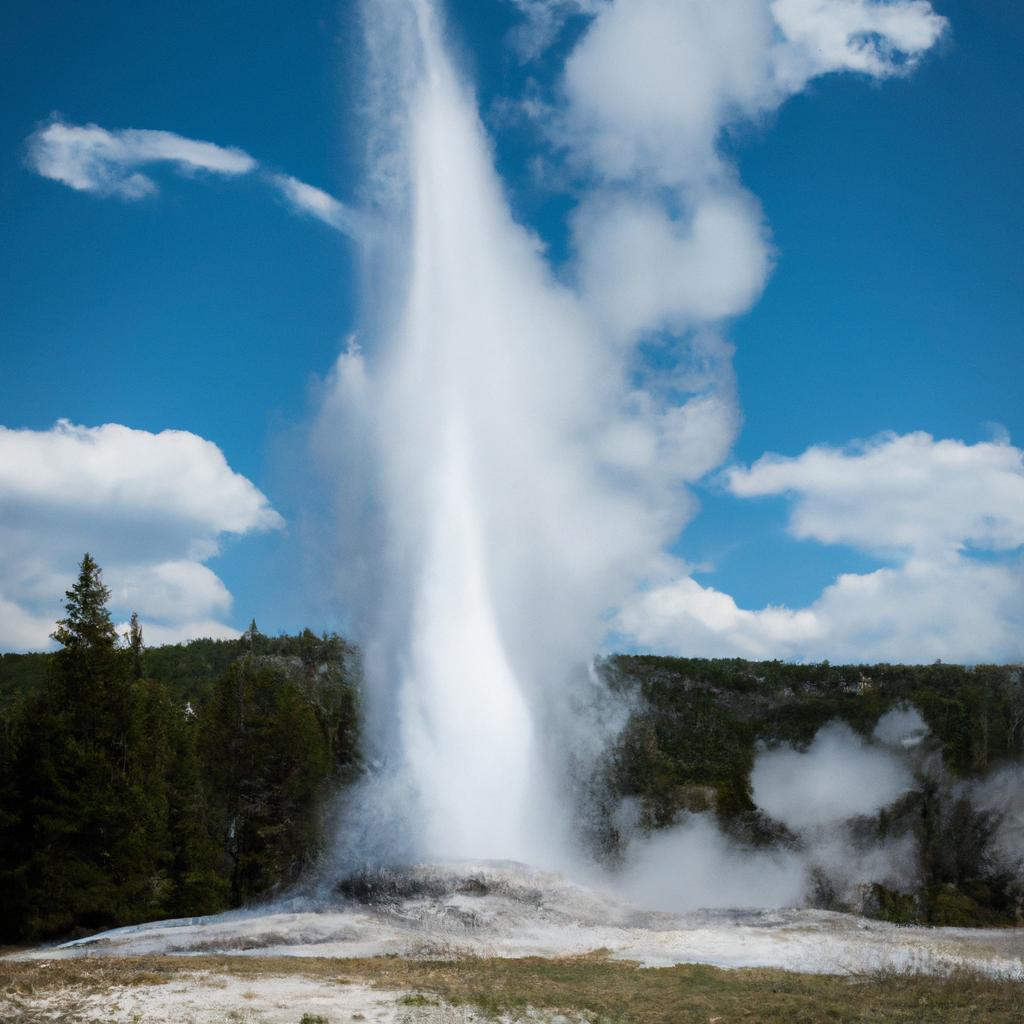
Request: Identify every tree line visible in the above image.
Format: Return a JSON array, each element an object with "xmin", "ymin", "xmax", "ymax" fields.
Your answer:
[
  {"xmin": 1, "ymin": 558, "xmax": 1021, "ymax": 940},
  {"xmin": 0, "ymin": 555, "xmax": 360, "ymax": 941}
]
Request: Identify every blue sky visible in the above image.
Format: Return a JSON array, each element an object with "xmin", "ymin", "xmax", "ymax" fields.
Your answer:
[{"xmin": 1, "ymin": 0, "xmax": 1022, "ymax": 659}]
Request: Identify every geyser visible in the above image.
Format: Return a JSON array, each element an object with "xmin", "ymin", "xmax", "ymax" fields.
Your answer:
[
  {"xmin": 317, "ymin": 0, "xmax": 953, "ymax": 883},
  {"xmin": 325, "ymin": 0, "xmax": 691, "ymax": 870}
]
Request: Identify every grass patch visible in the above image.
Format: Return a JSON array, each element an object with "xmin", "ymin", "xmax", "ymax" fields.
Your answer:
[
  {"xmin": 398, "ymin": 993, "xmax": 439, "ymax": 1007},
  {"xmin": 1, "ymin": 953, "xmax": 1021, "ymax": 1023}
]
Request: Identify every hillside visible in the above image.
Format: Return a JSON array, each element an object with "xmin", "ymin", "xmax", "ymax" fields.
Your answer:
[{"xmin": 2, "ymin": 635, "xmax": 1021, "ymax": 938}]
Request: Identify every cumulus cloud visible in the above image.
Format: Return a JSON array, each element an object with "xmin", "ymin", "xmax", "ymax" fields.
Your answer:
[
  {"xmin": 0, "ymin": 420, "xmax": 283, "ymax": 651},
  {"xmin": 574, "ymin": 190, "xmax": 772, "ymax": 341},
  {"xmin": 727, "ymin": 432, "xmax": 1024, "ymax": 559},
  {"xmin": 545, "ymin": 0, "xmax": 946, "ymax": 348},
  {"xmin": 27, "ymin": 119, "xmax": 257, "ymax": 199},
  {"xmin": 771, "ymin": 0, "xmax": 949, "ymax": 84},
  {"xmin": 616, "ymin": 433, "xmax": 1024, "ymax": 663},
  {"xmin": 559, "ymin": 0, "xmax": 946, "ymax": 186}
]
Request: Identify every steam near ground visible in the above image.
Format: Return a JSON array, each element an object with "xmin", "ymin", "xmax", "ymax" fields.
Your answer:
[
  {"xmin": 12, "ymin": 706, "xmax": 1020, "ymax": 979},
  {"xmin": 16, "ymin": 861, "xmax": 1021, "ymax": 979},
  {"xmin": 615, "ymin": 710, "xmax": 944, "ymax": 915}
]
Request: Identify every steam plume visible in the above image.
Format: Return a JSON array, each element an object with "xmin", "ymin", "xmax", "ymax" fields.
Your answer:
[{"xmin": 318, "ymin": 0, "xmax": 949, "ymax": 872}]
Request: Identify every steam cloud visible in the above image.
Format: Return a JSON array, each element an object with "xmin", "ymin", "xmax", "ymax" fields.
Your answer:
[
  {"xmin": 317, "ymin": 0, "xmax": 950, "ymax": 874},
  {"xmin": 752, "ymin": 722, "xmax": 913, "ymax": 831}
]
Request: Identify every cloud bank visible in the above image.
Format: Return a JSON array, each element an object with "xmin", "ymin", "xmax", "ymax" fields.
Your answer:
[
  {"xmin": 0, "ymin": 420, "xmax": 283, "ymax": 651},
  {"xmin": 617, "ymin": 432, "xmax": 1024, "ymax": 663}
]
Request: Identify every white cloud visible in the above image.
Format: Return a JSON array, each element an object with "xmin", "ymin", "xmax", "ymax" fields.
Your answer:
[
  {"xmin": 771, "ymin": 0, "xmax": 949, "ymax": 85},
  {"xmin": 551, "ymin": 0, "xmax": 945, "ymax": 345},
  {"xmin": 727, "ymin": 432, "xmax": 1024, "ymax": 558},
  {"xmin": 562, "ymin": 0, "xmax": 777, "ymax": 185},
  {"xmin": 27, "ymin": 119, "xmax": 257, "ymax": 199},
  {"xmin": 616, "ymin": 433, "xmax": 1024, "ymax": 664},
  {"xmin": 0, "ymin": 420, "xmax": 283, "ymax": 651},
  {"xmin": 26, "ymin": 119, "xmax": 360, "ymax": 238},
  {"xmin": 269, "ymin": 173, "xmax": 365, "ymax": 238},
  {"xmin": 109, "ymin": 561, "xmax": 233, "ymax": 622},
  {"xmin": 574, "ymin": 190, "xmax": 772, "ymax": 340},
  {"xmin": 561, "ymin": 0, "xmax": 946, "ymax": 186}
]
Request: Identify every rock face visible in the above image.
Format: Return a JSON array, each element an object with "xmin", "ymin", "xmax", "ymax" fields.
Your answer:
[{"xmin": 15, "ymin": 862, "xmax": 1024, "ymax": 978}]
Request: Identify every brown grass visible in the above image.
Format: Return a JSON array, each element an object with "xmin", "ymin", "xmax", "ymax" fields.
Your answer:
[{"xmin": 1, "ymin": 952, "xmax": 1021, "ymax": 1023}]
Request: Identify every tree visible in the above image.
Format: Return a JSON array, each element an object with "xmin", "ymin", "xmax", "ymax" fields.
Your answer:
[
  {"xmin": 201, "ymin": 662, "xmax": 331, "ymax": 903},
  {"xmin": 51, "ymin": 553, "xmax": 118, "ymax": 653},
  {"xmin": 11, "ymin": 555, "xmax": 169, "ymax": 937},
  {"xmin": 126, "ymin": 612, "xmax": 144, "ymax": 681}
]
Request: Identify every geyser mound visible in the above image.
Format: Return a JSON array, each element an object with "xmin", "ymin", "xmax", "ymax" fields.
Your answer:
[{"xmin": 24, "ymin": 862, "xmax": 1023, "ymax": 978}]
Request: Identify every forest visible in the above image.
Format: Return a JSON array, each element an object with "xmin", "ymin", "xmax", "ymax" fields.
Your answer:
[
  {"xmin": 0, "ymin": 556, "xmax": 361, "ymax": 942},
  {"xmin": 0, "ymin": 556, "xmax": 1021, "ymax": 942}
]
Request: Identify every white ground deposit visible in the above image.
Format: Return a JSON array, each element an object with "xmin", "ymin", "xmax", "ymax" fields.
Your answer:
[{"xmin": 12, "ymin": 862, "xmax": 1023, "ymax": 978}]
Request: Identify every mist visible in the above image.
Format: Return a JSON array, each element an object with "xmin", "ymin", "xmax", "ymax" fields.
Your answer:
[{"xmin": 752, "ymin": 722, "xmax": 913, "ymax": 831}]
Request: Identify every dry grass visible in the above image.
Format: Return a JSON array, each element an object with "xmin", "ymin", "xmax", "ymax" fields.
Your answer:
[{"xmin": 1, "ymin": 952, "xmax": 1022, "ymax": 1023}]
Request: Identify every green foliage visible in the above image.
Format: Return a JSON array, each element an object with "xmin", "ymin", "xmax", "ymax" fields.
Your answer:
[
  {"xmin": 1, "ymin": 556, "xmax": 160, "ymax": 937},
  {"xmin": 1, "ymin": 572, "xmax": 1020, "ymax": 940},
  {"xmin": 202, "ymin": 660, "xmax": 333, "ymax": 903},
  {"xmin": 602, "ymin": 655, "xmax": 1024, "ymax": 926},
  {"xmin": 0, "ymin": 556, "xmax": 361, "ymax": 942}
]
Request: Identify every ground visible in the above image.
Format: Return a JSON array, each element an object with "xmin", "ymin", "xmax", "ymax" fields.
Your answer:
[{"xmin": 2, "ymin": 953, "xmax": 1024, "ymax": 1023}]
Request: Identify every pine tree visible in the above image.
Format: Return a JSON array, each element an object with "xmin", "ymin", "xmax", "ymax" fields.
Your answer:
[
  {"xmin": 14, "ymin": 555, "xmax": 166, "ymax": 936},
  {"xmin": 126, "ymin": 612, "xmax": 144, "ymax": 681},
  {"xmin": 166, "ymin": 710, "xmax": 229, "ymax": 915},
  {"xmin": 52, "ymin": 554, "xmax": 118, "ymax": 650},
  {"xmin": 201, "ymin": 662, "xmax": 331, "ymax": 903}
]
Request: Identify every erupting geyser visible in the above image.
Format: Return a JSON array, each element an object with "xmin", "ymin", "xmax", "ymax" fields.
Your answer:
[{"xmin": 327, "ymin": 0, "xmax": 686, "ymax": 871}]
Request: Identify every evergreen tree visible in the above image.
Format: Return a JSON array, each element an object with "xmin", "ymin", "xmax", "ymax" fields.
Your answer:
[
  {"xmin": 12, "ymin": 555, "xmax": 162, "ymax": 936},
  {"xmin": 51, "ymin": 554, "xmax": 118, "ymax": 651},
  {"xmin": 126, "ymin": 611, "xmax": 144, "ymax": 681},
  {"xmin": 166, "ymin": 707, "xmax": 229, "ymax": 915},
  {"xmin": 201, "ymin": 662, "xmax": 331, "ymax": 903}
]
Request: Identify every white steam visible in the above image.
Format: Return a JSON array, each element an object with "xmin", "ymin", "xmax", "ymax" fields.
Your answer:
[
  {"xmin": 619, "ymin": 815, "xmax": 806, "ymax": 911},
  {"xmin": 616, "ymin": 719, "xmax": 922, "ymax": 913},
  {"xmin": 874, "ymin": 704, "xmax": 929, "ymax": 749},
  {"xmin": 752, "ymin": 722, "xmax": 914, "ymax": 831},
  {"xmin": 318, "ymin": 0, "xmax": 948, "ymax": 875}
]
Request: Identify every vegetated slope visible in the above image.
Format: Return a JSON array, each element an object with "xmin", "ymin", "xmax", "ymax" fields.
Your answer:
[
  {"xmin": 0, "ymin": 616, "xmax": 361, "ymax": 943},
  {"xmin": 1, "ymin": 629, "xmax": 1021, "ymax": 939},
  {"xmin": 602, "ymin": 655, "xmax": 1024, "ymax": 926}
]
